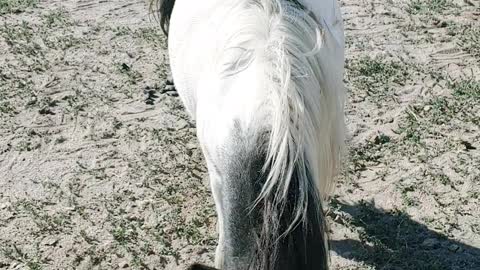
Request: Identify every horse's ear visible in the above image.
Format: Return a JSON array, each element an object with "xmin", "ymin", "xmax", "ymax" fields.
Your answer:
[{"xmin": 187, "ymin": 263, "xmax": 219, "ymax": 270}]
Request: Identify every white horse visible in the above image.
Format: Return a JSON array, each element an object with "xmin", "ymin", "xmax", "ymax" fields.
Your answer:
[{"xmin": 151, "ymin": 0, "xmax": 345, "ymax": 269}]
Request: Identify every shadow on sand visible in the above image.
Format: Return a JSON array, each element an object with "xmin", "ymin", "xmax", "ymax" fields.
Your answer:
[{"xmin": 329, "ymin": 201, "xmax": 480, "ymax": 270}]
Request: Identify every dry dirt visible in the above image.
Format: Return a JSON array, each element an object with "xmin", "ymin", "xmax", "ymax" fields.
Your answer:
[{"xmin": 0, "ymin": 0, "xmax": 479, "ymax": 269}]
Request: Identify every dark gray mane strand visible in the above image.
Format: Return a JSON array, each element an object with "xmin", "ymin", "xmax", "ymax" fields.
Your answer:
[{"xmin": 150, "ymin": 0, "xmax": 176, "ymax": 35}]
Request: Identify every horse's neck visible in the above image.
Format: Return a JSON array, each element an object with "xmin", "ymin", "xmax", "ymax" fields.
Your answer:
[{"xmin": 167, "ymin": 0, "xmax": 223, "ymax": 117}]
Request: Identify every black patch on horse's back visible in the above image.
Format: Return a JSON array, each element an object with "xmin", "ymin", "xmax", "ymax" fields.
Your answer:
[
  {"xmin": 249, "ymin": 159, "xmax": 328, "ymax": 270},
  {"xmin": 272, "ymin": 168, "xmax": 329, "ymax": 270}
]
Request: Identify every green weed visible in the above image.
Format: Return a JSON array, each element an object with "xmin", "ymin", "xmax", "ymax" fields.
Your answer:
[
  {"xmin": 347, "ymin": 56, "xmax": 409, "ymax": 98},
  {"xmin": 408, "ymin": 0, "xmax": 456, "ymax": 15},
  {"xmin": 0, "ymin": 0, "xmax": 37, "ymax": 15}
]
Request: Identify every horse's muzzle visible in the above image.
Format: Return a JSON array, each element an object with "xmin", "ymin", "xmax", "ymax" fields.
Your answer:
[{"xmin": 188, "ymin": 263, "xmax": 220, "ymax": 270}]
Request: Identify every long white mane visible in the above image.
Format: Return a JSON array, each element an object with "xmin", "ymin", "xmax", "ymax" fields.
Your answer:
[{"xmin": 216, "ymin": 0, "xmax": 344, "ymax": 219}]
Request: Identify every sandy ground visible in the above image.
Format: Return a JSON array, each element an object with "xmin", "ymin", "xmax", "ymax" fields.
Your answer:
[{"xmin": 0, "ymin": 0, "xmax": 479, "ymax": 269}]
